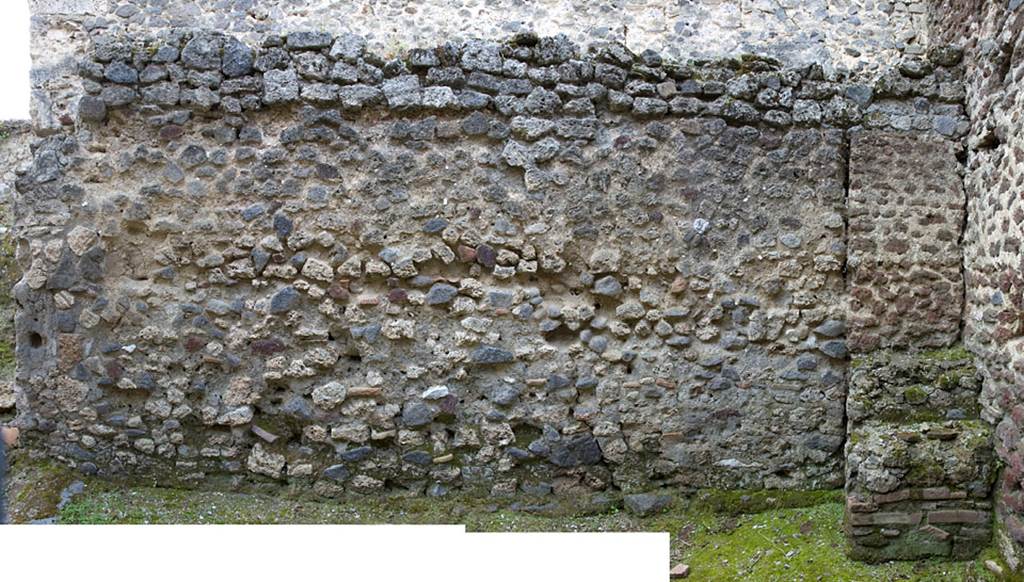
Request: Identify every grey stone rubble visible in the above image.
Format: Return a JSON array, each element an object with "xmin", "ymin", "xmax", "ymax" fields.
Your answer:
[
  {"xmin": 844, "ymin": 350, "xmax": 994, "ymax": 562},
  {"xmin": 12, "ymin": 29, "xmax": 970, "ymax": 502},
  {"xmin": 16, "ymin": 0, "xmax": 1024, "ymax": 572}
]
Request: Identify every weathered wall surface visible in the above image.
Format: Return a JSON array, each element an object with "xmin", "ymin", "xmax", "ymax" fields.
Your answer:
[
  {"xmin": 844, "ymin": 348, "xmax": 994, "ymax": 562},
  {"xmin": 11, "ymin": 24, "xmax": 968, "ymax": 498},
  {"xmin": 0, "ymin": 121, "xmax": 33, "ymax": 413},
  {"xmin": 847, "ymin": 131, "xmax": 965, "ymax": 353},
  {"xmin": 929, "ymin": 0, "xmax": 1024, "ymax": 571},
  {"xmin": 28, "ymin": 0, "xmax": 933, "ymax": 136}
]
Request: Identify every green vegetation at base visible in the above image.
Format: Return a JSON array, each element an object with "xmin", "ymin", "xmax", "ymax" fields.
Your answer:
[
  {"xmin": 12, "ymin": 460, "xmax": 998, "ymax": 581},
  {"xmin": 0, "ymin": 337, "xmax": 14, "ymax": 376}
]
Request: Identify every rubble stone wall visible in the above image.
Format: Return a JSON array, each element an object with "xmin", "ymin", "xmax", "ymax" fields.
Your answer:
[
  {"xmin": 929, "ymin": 0, "xmax": 1024, "ymax": 571},
  {"xmin": 0, "ymin": 121, "xmax": 33, "ymax": 413},
  {"xmin": 844, "ymin": 349, "xmax": 995, "ymax": 562},
  {"xmin": 11, "ymin": 26, "xmax": 969, "ymax": 499},
  {"xmin": 28, "ymin": 0, "xmax": 933, "ymax": 135},
  {"xmin": 847, "ymin": 131, "xmax": 966, "ymax": 353}
]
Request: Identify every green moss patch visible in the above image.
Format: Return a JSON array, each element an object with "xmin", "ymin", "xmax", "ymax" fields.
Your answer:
[
  {"xmin": 35, "ymin": 475, "xmax": 1009, "ymax": 580},
  {"xmin": 5, "ymin": 454, "xmax": 81, "ymax": 523},
  {"xmin": 682, "ymin": 502, "xmax": 1003, "ymax": 581}
]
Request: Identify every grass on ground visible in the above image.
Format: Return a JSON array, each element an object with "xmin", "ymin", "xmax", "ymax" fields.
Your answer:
[{"xmin": 5, "ymin": 456, "xmax": 1013, "ymax": 581}]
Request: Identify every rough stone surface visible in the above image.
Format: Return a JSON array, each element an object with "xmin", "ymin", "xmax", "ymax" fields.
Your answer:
[
  {"xmin": 844, "ymin": 349, "xmax": 994, "ymax": 562},
  {"xmin": 847, "ymin": 133, "xmax": 965, "ymax": 354},
  {"xmin": 930, "ymin": 1, "xmax": 1024, "ymax": 571},
  {"xmin": 13, "ymin": 4, "xmax": 996, "ymax": 537},
  {"xmin": 26, "ymin": 0, "xmax": 939, "ymax": 136},
  {"xmin": 624, "ymin": 492, "xmax": 673, "ymax": 517}
]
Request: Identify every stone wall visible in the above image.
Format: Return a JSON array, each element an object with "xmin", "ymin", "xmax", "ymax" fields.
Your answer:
[
  {"xmin": 10, "ymin": 23, "xmax": 970, "ymax": 499},
  {"xmin": 28, "ymin": 0, "xmax": 932, "ymax": 136},
  {"xmin": 929, "ymin": 0, "xmax": 1024, "ymax": 571},
  {"xmin": 844, "ymin": 348, "xmax": 995, "ymax": 562},
  {"xmin": 0, "ymin": 121, "xmax": 33, "ymax": 413},
  {"xmin": 847, "ymin": 131, "xmax": 965, "ymax": 353}
]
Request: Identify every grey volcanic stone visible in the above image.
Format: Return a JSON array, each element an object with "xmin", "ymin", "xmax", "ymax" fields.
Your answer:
[
  {"xmin": 104, "ymin": 61, "xmax": 138, "ymax": 84},
  {"xmin": 329, "ymin": 33, "xmax": 366, "ymax": 62},
  {"xmin": 273, "ymin": 213, "xmax": 293, "ymax": 238},
  {"xmin": 461, "ymin": 40, "xmax": 503, "ymax": 73},
  {"xmin": 624, "ymin": 493, "xmax": 673, "ymax": 517},
  {"xmin": 287, "ymin": 32, "xmax": 333, "ymax": 49},
  {"xmin": 181, "ymin": 34, "xmax": 222, "ymax": 70},
  {"xmin": 819, "ymin": 340, "xmax": 849, "ymax": 360},
  {"xmin": 547, "ymin": 433, "xmax": 603, "ymax": 467},
  {"xmin": 422, "ymin": 217, "xmax": 448, "ymax": 233},
  {"xmin": 263, "ymin": 69, "xmax": 299, "ymax": 104},
  {"xmin": 269, "ymin": 286, "xmax": 300, "ymax": 314},
  {"xmin": 593, "ymin": 276, "xmax": 622, "ymax": 297},
  {"xmin": 222, "ymin": 38, "xmax": 254, "ymax": 78},
  {"xmin": 179, "ymin": 144, "xmax": 207, "ymax": 168},
  {"xmin": 402, "ymin": 401, "xmax": 436, "ymax": 427},
  {"xmin": 340, "ymin": 446, "xmax": 373, "ymax": 462},
  {"xmin": 814, "ymin": 320, "xmax": 846, "ymax": 337},
  {"xmin": 425, "ymin": 283, "xmax": 459, "ymax": 305},
  {"xmin": 242, "ymin": 204, "xmax": 265, "ymax": 221},
  {"xmin": 338, "ymin": 84, "xmax": 383, "ymax": 109},
  {"xmin": 402, "ymin": 450, "xmax": 433, "ymax": 465},
  {"xmin": 100, "ymin": 86, "xmax": 136, "ymax": 107},
  {"xmin": 488, "ymin": 383, "xmax": 520, "ymax": 406},
  {"xmin": 382, "ymin": 75, "xmax": 422, "ymax": 109},
  {"xmin": 470, "ymin": 345, "xmax": 515, "ymax": 364},
  {"xmin": 78, "ymin": 96, "xmax": 107, "ymax": 122},
  {"xmin": 323, "ymin": 464, "xmax": 350, "ymax": 481}
]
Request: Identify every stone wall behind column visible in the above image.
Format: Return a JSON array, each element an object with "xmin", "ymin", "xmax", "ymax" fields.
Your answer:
[
  {"xmin": 930, "ymin": 0, "xmax": 1024, "ymax": 571},
  {"xmin": 844, "ymin": 348, "xmax": 994, "ymax": 563}
]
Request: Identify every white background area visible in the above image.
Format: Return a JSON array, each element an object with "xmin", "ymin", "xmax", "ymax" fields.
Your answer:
[{"xmin": 0, "ymin": 0, "xmax": 31, "ymax": 120}]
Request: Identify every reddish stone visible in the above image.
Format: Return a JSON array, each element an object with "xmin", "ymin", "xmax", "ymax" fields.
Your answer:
[
  {"xmin": 184, "ymin": 335, "xmax": 207, "ymax": 353},
  {"xmin": 1005, "ymin": 515, "xmax": 1024, "ymax": 543},
  {"xmin": 872, "ymin": 512, "xmax": 923, "ymax": 525},
  {"xmin": 456, "ymin": 245, "xmax": 476, "ymax": 262},
  {"xmin": 919, "ymin": 524, "xmax": 951, "ymax": 541},
  {"xmin": 847, "ymin": 499, "xmax": 878, "ymax": 513},
  {"xmin": 388, "ymin": 288, "xmax": 408, "ymax": 303},
  {"xmin": 327, "ymin": 282, "xmax": 350, "ymax": 301},
  {"xmin": 669, "ymin": 564, "xmax": 690, "ymax": 579},
  {"xmin": 921, "ymin": 487, "xmax": 966, "ymax": 501},
  {"xmin": 927, "ymin": 510, "xmax": 989, "ymax": 524},
  {"xmin": 251, "ymin": 338, "xmax": 286, "ymax": 356},
  {"xmin": 874, "ymin": 489, "xmax": 911, "ymax": 504},
  {"xmin": 57, "ymin": 333, "xmax": 84, "ymax": 372},
  {"xmin": 104, "ymin": 360, "xmax": 124, "ymax": 380},
  {"xmin": 669, "ymin": 276, "xmax": 688, "ymax": 294},
  {"xmin": 438, "ymin": 394, "xmax": 458, "ymax": 415},
  {"xmin": 476, "ymin": 244, "xmax": 496, "ymax": 268},
  {"xmin": 159, "ymin": 125, "xmax": 184, "ymax": 141}
]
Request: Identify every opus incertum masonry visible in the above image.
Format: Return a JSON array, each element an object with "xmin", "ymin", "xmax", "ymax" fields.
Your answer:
[{"xmin": 12, "ymin": 0, "xmax": 1024, "ymax": 570}]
